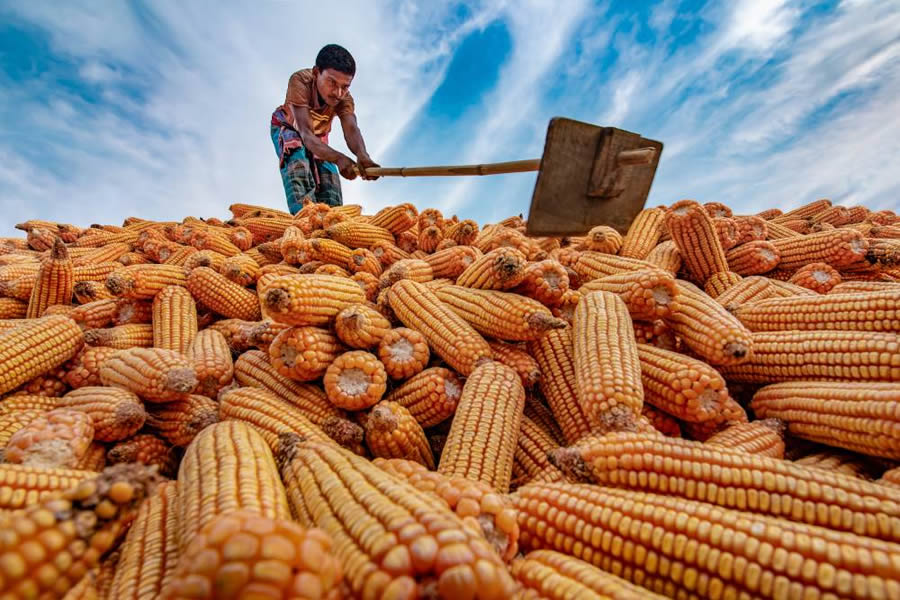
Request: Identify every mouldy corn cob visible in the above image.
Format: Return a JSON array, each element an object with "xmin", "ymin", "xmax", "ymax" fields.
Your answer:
[
  {"xmin": 551, "ymin": 431, "xmax": 900, "ymax": 543},
  {"xmin": 185, "ymin": 328, "xmax": 234, "ymax": 398},
  {"xmin": 25, "ymin": 238, "xmax": 73, "ymax": 319},
  {"xmin": 73, "ymin": 280, "xmax": 115, "ymax": 303},
  {"xmin": 278, "ymin": 434, "xmax": 518, "ymax": 599},
  {"xmin": 0, "ymin": 408, "xmax": 47, "ymax": 448},
  {"xmin": 0, "ymin": 463, "xmax": 160, "ymax": 600},
  {"xmin": 99, "ymin": 347, "xmax": 198, "ymax": 402},
  {"xmin": 389, "ymin": 279, "xmax": 492, "ymax": 376},
  {"xmin": 84, "ymin": 324, "xmax": 154, "ymax": 349},
  {"xmin": 511, "ymin": 549, "xmax": 667, "ymax": 600},
  {"xmin": 456, "ymin": 247, "xmax": 529, "ymax": 290},
  {"xmin": 438, "ymin": 361, "xmax": 525, "ymax": 492},
  {"xmin": 185, "ymin": 266, "xmax": 261, "ymax": 321},
  {"xmin": 487, "ymin": 340, "xmax": 540, "ymax": 389},
  {"xmin": 377, "ymin": 326, "xmax": 430, "ymax": 380},
  {"xmin": 4, "ymin": 408, "xmax": 94, "ymax": 469},
  {"xmin": 751, "ymin": 381, "xmax": 900, "ymax": 459},
  {"xmin": 384, "ymin": 366, "xmax": 463, "ymax": 427},
  {"xmin": 175, "ymin": 421, "xmax": 291, "ymax": 555},
  {"xmin": 0, "ymin": 463, "xmax": 92, "ymax": 511},
  {"xmin": 0, "ymin": 315, "xmax": 84, "ymax": 395},
  {"xmin": 665, "ymin": 199, "xmax": 730, "ymax": 284},
  {"xmin": 334, "ymin": 302, "xmax": 391, "ymax": 348},
  {"xmin": 105, "ymin": 264, "xmax": 187, "ymax": 299},
  {"xmin": 435, "ymin": 285, "xmax": 567, "ymax": 341},
  {"xmin": 57, "ymin": 387, "xmax": 146, "ymax": 442},
  {"xmin": 106, "ymin": 433, "xmax": 176, "ymax": 477},
  {"xmin": 704, "ymin": 418, "xmax": 786, "ymax": 458},
  {"xmin": 262, "ymin": 273, "xmax": 364, "ymax": 326},
  {"xmin": 268, "ymin": 326, "xmax": 342, "ymax": 382},
  {"xmin": 323, "ymin": 350, "xmax": 388, "ymax": 410},
  {"xmin": 579, "ymin": 268, "xmax": 677, "ymax": 320},
  {"xmin": 146, "ymin": 394, "xmax": 218, "ymax": 447},
  {"xmin": 109, "ymin": 480, "xmax": 178, "ymax": 600},
  {"xmin": 513, "ymin": 481, "xmax": 900, "ymax": 600},
  {"xmin": 373, "ymin": 457, "xmax": 520, "ymax": 562},
  {"xmin": 362, "ymin": 401, "xmax": 435, "ymax": 468},
  {"xmin": 733, "ymin": 290, "xmax": 900, "ymax": 333},
  {"xmin": 665, "ymin": 280, "xmax": 752, "ymax": 365},
  {"xmin": 62, "ymin": 346, "xmax": 117, "ymax": 389}
]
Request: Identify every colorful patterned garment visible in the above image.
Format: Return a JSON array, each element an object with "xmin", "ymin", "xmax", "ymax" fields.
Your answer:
[{"xmin": 270, "ymin": 107, "xmax": 342, "ymax": 213}]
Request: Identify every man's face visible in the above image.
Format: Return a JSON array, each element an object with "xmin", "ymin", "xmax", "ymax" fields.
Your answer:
[{"xmin": 314, "ymin": 67, "xmax": 353, "ymax": 107}]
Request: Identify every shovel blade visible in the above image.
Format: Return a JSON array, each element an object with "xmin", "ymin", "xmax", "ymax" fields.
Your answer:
[{"xmin": 525, "ymin": 117, "xmax": 663, "ymax": 237}]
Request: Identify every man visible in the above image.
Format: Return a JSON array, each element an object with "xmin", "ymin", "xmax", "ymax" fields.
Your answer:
[{"xmin": 271, "ymin": 44, "xmax": 379, "ymax": 213}]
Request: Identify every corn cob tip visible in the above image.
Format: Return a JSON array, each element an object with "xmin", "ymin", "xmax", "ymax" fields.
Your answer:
[
  {"xmin": 50, "ymin": 237, "xmax": 68, "ymax": 259},
  {"xmin": 547, "ymin": 446, "xmax": 590, "ymax": 482},
  {"xmin": 66, "ymin": 462, "xmax": 163, "ymax": 510},
  {"xmin": 756, "ymin": 417, "xmax": 787, "ymax": 435},
  {"xmin": 527, "ymin": 312, "xmax": 568, "ymax": 332},
  {"xmin": 275, "ymin": 431, "xmax": 307, "ymax": 468},
  {"xmin": 263, "ymin": 286, "xmax": 290, "ymax": 311},
  {"xmin": 104, "ymin": 272, "xmax": 130, "ymax": 296},
  {"xmin": 165, "ymin": 367, "xmax": 198, "ymax": 394},
  {"xmin": 366, "ymin": 403, "xmax": 399, "ymax": 433},
  {"xmin": 320, "ymin": 415, "xmax": 365, "ymax": 447}
]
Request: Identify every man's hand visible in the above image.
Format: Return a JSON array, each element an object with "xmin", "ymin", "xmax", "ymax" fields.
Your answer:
[
  {"xmin": 336, "ymin": 155, "xmax": 358, "ymax": 180},
  {"xmin": 357, "ymin": 155, "xmax": 381, "ymax": 180}
]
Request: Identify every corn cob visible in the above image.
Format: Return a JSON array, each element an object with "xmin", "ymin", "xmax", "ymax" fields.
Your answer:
[
  {"xmin": 0, "ymin": 408, "xmax": 48, "ymax": 449},
  {"xmin": 150, "ymin": 285, "xmax": 198, "ymax": 354},
  {"xmin": 515, "ymin": 259, "xmax": 569, "ymax": 307},
  {"xmin": 435, "ymin": 285, "xmax": 567, "ymax": 341},
  {"xmin": 362, "ymin": 401, "xmax": 435, "ymax": 468},
  {"xmin": 511, "ymin": 549, "xmax": 667, "ymax": 600},
  {"xmin": 76, "ymin": 442, "xmax": 107, "ymax": 472},
  {"xmin": 106, "ymin": 433, "xmax": 177, "ymax": 477},
  {"xmin": 418, "ymin": 224, "xmax": 444, "ymax": 252},
  {"xmin": 4, "ymin": 408, "xmax": 94, "ymax": 468},
  {"xmin": 369, "ymin": 203, "xmax": 418, "ymax": 234},
  {"xmin": 438, "ymin": 361, "xmax": 524, "ymax": 492},
  {"xmin": 713, "ymin": 217, "xmax": 740, "ymax": 251},
  {"xmin": 185, "ymin": 328, "xmax": 234, "ymax": 398},
  {"xmin": 378, "ymin": 258, "xmax": 434, "ymax": 290},
  {"xmin": 714, "ymin": 275, "xmax": 778, "ymax": 310},
  {"xmin": 280, "ymin": 434, "xmax": 518, "ymax": 598},
  {"xmin": 62, "ymin": 346, "xmax": 117, "ymax": 389},
  {"xmin": 679, "ymin": 393, "xmax": 748, "ymax": 440},
  {"xmin": 370, "ymin": 240, "xmax": 411, "ymax": 267},
  {"xmin": 0, "ymin": 262, "xmax": 40, "ymax": 283},
  {"xmin": 771, "ymin": 198, "xmax": 832, "ymax": 223},
  {"xmin": 831, "ymin": 280, "xmax": 900, "ymax": 294},
  {"xmin": 418, "ymin": 207, "xmax": 444, "ymax": 230},
  {"xmin": 879, "ymin": 467, "xmax": 900, "ymax": 489},
  {"xmin": 637, "ymin": 404, "xmax": 679, "ymax": 438},
  {"xmin": 388, "ymin": 279, "xmax": 492, "ymax": 375},
  {"xmin": 384, "ymin": 367, "xmax": 462, "ymax": 427},
  {"xmin": 514, "ymin": 481, "xmax": 900, "ymax": 600},
  {"xmin": 8, "ymin": 366, "xmax": 69, "ymax": 397},
  {"xmin": 229, "ymin": 203, "xmax": 290, "ymax": 219},
  {"xmin": 99, "ymin": 347, "xmax": 197, "ymax": 402},
  {"xmin": 377, "ymin": 326, "xmax": 430, "ymax": 379},
  {"xmin": 145, "ymin": 394, "xmax": 218, "ymax": 447},
  {"xmin": 220, "ymin": 253, "xmax": 260, "ymax": 287},
  {"xmin": 325, "ymin": 220, "xmax": 395, "ymax": 249},
  {"xmin": 262, "ymin": 273, "xmax": 364, "ymax": 326},
  {"xmin": 579, "ymin": 268, "xmax": 677, "ymax": 320},
  {"xmin": 421, "ymin": 245, "xmax": 480, "ymax": 279},
  {"xmin": 444, "ymin": 218, "xmax": 479, "ymax": 246},
  {"xmin": 733, "ymin": 289, "xmax": 900, "ymax": 332},
  {"xmin": 456, "ymin": 247, "xmax": 528, "ymax": 290},
  {"xmin": 115, "ymin": 251, "xmax": 152, "ymax": 266},
  {"xmin": 725, "ymin": 240, "xmax": 781, "ymax": 276},
  {"xmin": 571, "ymin": 252, "xmax": 656, "ymax": 282},
  {"xmin": 486, "ymin": 340, "xmax": 540, "ymax": 389},
  {"xmin": 161, "ymin": 509, "xmax": 343, "ymax": 600},
  {"xmin": 771, "ymin": 228, "xmax": 869, "ymax": 270},
  {"xmin": 314, "ymin": 262, "xmax": 350, "ymax": 277},
  {"xmin": 57, "ymin": 387, "xmax": 145, "ymax": 442},
  {"xmin": 109, "ymin": 480, "xmax": 178, "ymax": 599},
  {"xmin": 347, "ymin": 247, "xmax": 384, "ymax": 277},
  {"xmin": 766, "ymin": 277, "xmax": 818, "ymax": 297},
  {"xmin": 702, "ymin": 270, "xmax": 743, "ymax": 298},
  {"xmin": 810, "ymin": 204, "xmax": 852, "ymax": 226},
  {"xmin": 751, "ymin": 381, "xmax": 900, "ymax": 458},
  {"xmin": 784, "ymin": 262, "xmax": 841, "ymax": 294},
  {"xmin": 175, "ymin": 421, "xmax": 291, "ymax": 555},
  {"xmin": 663, "ymin": 200, "xmax": 730, "ymax": 284},
  {"xmin": 0, "ymin": 275, "xmax": 35, "ymax": 301},
  {"xmin": 182, "ymin": 249, "xmax": 226, "ymax": 273},
  {"xmin": 512, "ymin": 415, "xmax": 562, "ymax": 487},
  {"xmin": 733, "ymin": 215, "xmax": 768, "ymax": 244},
  {"xmin": 350, "ymin": 271, "xmax": 380, "ymax": 303},
  {"xmin": 323, "ymin": 350, "xmax": 388, "ymax": 410},
  {"xmin": 84, "ymin": 323, "xmax": 154, "ymax": 348},
  {"xmin": 41, "ymin": 304, "xmax": 77, "ymax": 318},
  {"xmin": 704, "ymin": 418, "xmax": 786, "ymax": 458},
  {"xmin": 105, "ymin": 264, "xmax": 187, "ymax": 299},
  {"xmin": 68, "ymin": 298, "xmax": 117, "ymax": 330},
  {"xmin": 523, "ymin": 395, "xmax": 565, "ymax": 445},
  {"xmin": 0, "ymin": 297, "xmax": 26, "ymax": 319},
  {"xmin": 73, "ymin": 280, "xmax": 115, "ymax": 303},
  {"xmin": 0, "ymin": 463, "xmax": 93, "ymax": 511},
  {"xmin": 0, "ymin": 463, "xmax": 160, "ymax": 600},
  {"xmin": 0, "ymin": 394, "xmax": 61, "ymax": 413},
  {"xmin": 185, "ymin": 266, "xmax": 261, "ymax": 321},
  {"xmin": 277, "ymin": 225, "xmax": 305, "ymax": 264},
  {"xmin": 0, "ymin": 315, "xmax": 84, "ymax": 395},
  {"xmin": 188, "ymin": 229, "xmax": 243, "ymax": 257},
  {"xmin": 794, "ymin": 449, "xmax": 878, "ymax": 480},
  {"xmin": 665, "ymin": 280, "xmax": 752, "ymax": 365},
  {"xmin": 553, "ymin": 431, "xmax": 900, "ymax": 544},
  {"xmin": 576, "ymin": 225, "xmax": 621, "ymax": 254},
  {"xmin": 268, "ymin": 326, "xmax": 342, "ymax": 382},
  {"xmin": 26, "ymin": 238, "xmax": 74, "ymax": 318},
  {"xmin": 25, "ymin": 226, "xmax": 57, "ymax": 251}
]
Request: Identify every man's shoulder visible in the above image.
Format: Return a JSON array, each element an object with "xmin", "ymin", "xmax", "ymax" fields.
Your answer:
[{"xmin": 290, "ymin": 68, "xmax": 315, "ymax": 84}]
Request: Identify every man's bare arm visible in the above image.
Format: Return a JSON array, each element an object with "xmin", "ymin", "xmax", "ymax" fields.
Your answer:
[
  {"xmin": 289, "ymin": 104, "xmax": 356, "ymax": 178},
  {"xmin": 340, "ymin": 113, "xmax": 380, "ymax": 179}
]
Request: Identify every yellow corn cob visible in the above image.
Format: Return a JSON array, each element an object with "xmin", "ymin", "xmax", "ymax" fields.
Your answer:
[
  {"xmin": 575, "ymin": 225, "xmax": 621, "ymax": 254},
  {"xmin": 573, "ymin": 291, "xmax": 643, "ymax": 432},
  {"xmin": 705, "ymin": 418, "xmax": 786, "ymax": 458},
  {"xmin": 262, "ymin": 273, "xmax": 364, "ymax": 326},
  {"xmin": 456, "ymin": 247, "xmax": 528, "ymax": 290},
  {"xmin": 421, "ymin": 245, "xmax": 480, "ymax": 279},
  {"xmin": 99, "ymin": 347, "xmax": 197, "ymax": 402},
  {"xmin": 767, "ymin": 277, "xmax": 818, "ymax": 297},
  {"xmin": 734, "ymin": 289, "xmax": 900, "ymax": 332},
  {"xmin": 0, "ymin": 262, "xmax": 41, "ymax": 283},
  {"xmin": 879, "ymin": 466, "xmax": 900, "ymax": 489},
  {"xmin": 512, "ymin": 415, "xmax": 562, "ymax": 488},
  {"xmin": 511, "ymin": 549, "xmax": 667, "ymax": 600},
  {"xmin": 151, "ymin": 285, "xmax": 197, "ymax": 354},
  {"xmin": 73, "ymin": 280, "xmax": 115, "ymax": 304},
  {"xmin": 752, "ymin": 381, "xmax": 900, "ymax": 458},
  {"xmin": 26, "ymin": 238, "xmax": 74, "ymax": 318},
  {"xmin": 41, "ymin": 304, "xmax": 77, "ymax": 318},
  {"xmin": 4, "ymin": 408, "xmax": 94, "ymax": 469},
  {"xmin": 0, "ymin": 297, "xmax": 26, "ymax": 319},
  {"xmin": 279, "ymin": 434, "xmax": 517, "ymax": 598},
  {"xmin": 794, "ymin": 449, "xmax": 877, "ymax": 480},
  {"xmin": 620, "ymin": 209, "xmax": 672, "ymax": 261},
  {"xmin": 578, "ymin": 268, "xmax": 677, "ymax": 320},
  {"xmin": 185, "ymin": 329, "xmax": 234, "ymax": 398},
  {"xmin": 0, "ymin": 408, "xmax": 47, "ymax": 449},
  {"xmin": 350, "ymin": 271, "xmax": 380, "ymax": 303},
  {"xmin": 84, "ymin": 323, "xmax": 154, "ymax": 348},
  {"xmin": 384, "ymin": 366, "xmax": 462, "ymax": 427},
  {"xmin": 0, "ymin": 319, "xmax": 27, "ymax": 334},
  {"xmin": 115, "ymin": 251, "xmax": 153, "ymax": 266},
  {"xmin": 714, "ymin": 275, "xmax": 778, "ymax": 310},
  {"xmin": 347, "ymin": 247, "xmax": 384, "ymax": 277},
  {"xmin": 552, "ymin": 430, "xmax": 900, "ymax": 544},
  {"xmin": 388, "ymin": 279, "xmax": 492, "ymax": 375},
  {"xmin": 418, "ymin": 224, "xmax": 444, "ymax": 252},
  {"xmin": 788, "ymin": 261, "xmax": 842, "ymax": 293},
  {"xmin": 477, "ymin": 227, "xmax": 534, "ymax": 256},
  {"xmin": 763, "ymin": 219, "xmax": 803, "ymax": 240},
  {"xmin": 438, "ymin": 361, "xmax": 524, "ymax": 492},
  {"xmin": 175, "ymin": 421, "xmax": 291, "ymax": 555},
  {"xmin": 487, "ymin": 340, "xmax": 540, "ymax": 389},
  {"xmin": 373, "ymin": 327, "xmax": 427, "ymax": 380},
  {"xmin": 703, "ymin": 270, "xmax": 743, "ymax": 298},
  {"xmin": 362, "ymin": 401, "xmax": 435, "ymax": 468},
  {"xmin": 106, "ymin": 433, "xmax": 177, "ymax": 477},
  {"xmin": 109, "ymin": 480, "xmax": 178, "ymax": 599},
  {"xmin": 373, "ymin": 457, "xmax": 520, "ymax": 561},
  {"xmin": 57, "ymin": 387, "xmax": 146, "ymax": 442},
  {"xmin": 268, "ymin": 326, "xmax": 342, "ymax": 382},
  {"xmin": 772, "ymin": 197, "xmax": 832, "ymax": 222},
  {"xmin": 713, "ymin": 217, "xmax": 740, "ymax": 250},
  {"xmin": 369, "ymin": 203, "xmax": 418, "ymax": 234},
  {"xmin": 378, "ymin": 258, "xmax": 434, "ymax": 290},
  {"xmin": 68, "ymin": 298, "xmax": 118, "ymax": 330},
  {"xmin": 525, "ymin": 328, "xmax": 594, "ymax": 444},
  {"xmin": 0, "ymin": 394, "xmax": 60, "ymax": 413},
  {"xmin": 367, "ymin": 241, "xmax": 409, "ymax": 270},
  {"xmin": 515, "ymin": 259, "xmax": 569, "ymax": 307},
  {"xmin": 0, "ymin": 315, "xmax": 84, "ymax": 395},
  {"xmin": 278, "ymin": 225, "xmax": 306, "ymax": 264},
  {"xmin": 229, "ymin": 203, "xmax": 290, "ymax": 219},
  {"xmin": 7, "ymin": 366, "xmax": 68, "ymax": 398},
  {"xmin": 0, "ymin": 463, "xmax": 93, "ymax": 510},
  {"xmin": 571, "ymin": 251, "xmax": 656, "ymax": 281},
  {"xmin": 725, "ymin": 240, "xmax": 781, "ymax": 275},
  {"xmin": 145, "ymin": 394, "xmax": 218, "ymax": 447},
  {"xmin": 220, "ymin": 253, "xmax": 260, "ymax": 287},
  {"xmin": 0, "ymin": 275, "xmax": 36, "ymax": 301},
  {"xmin": 25, "ymin": 227, "xmax": 57, "ymax": 252},
  {"xmin": 161, "ymin": 244, "xmax": 198, "ymax": 267},
  {"xmin": 325, "ymin": 220, "xmax": 395, "ymax": 249},
  {"xmin": 323, "ymin": 350, "xmax": 388, "ymax": 410},
  {"xmin": 772, "ymin": 228, "xmax": 869, "ymax": 270},
  {"xmin": 62, "ymin": 346, "xmax": 117, "ymax": 389},
  {"xmin": 188, "ymin": 229, "xmax": 243, "ymax": 257},
  {"xmin": 443, "ymin": 218, "xmax": 479, "ymax": 246},
  {"xmin": 105, "ymin": 264, "xmax": 187, "ymax": 299},
  {"xmin": 417, "ymin": 207, "xmax": 444, "ymax": 230},
  {"xmin": 185, "ymin": 266, "xmax": 261, "ymax": 321},
  {"xmin": 182, "ymin": 249, "xmax": 226, "ymax": 273},
  {"xmin": 733, "ymin": 215, "xmax": 769, "ymax": 244},
  {"xmin": 523, "ymin": 395, "xmax": 565, "ymax": 445},
  {"xmin": 665, "ymin": 280, "xmax": 752, "ymax": 365},
  {"xmin": 831, "ymin": 280, "xmax": 900, "ymax": 294},
  {"xmin": 314, "ymin": 262, "xmax": 351, "ymax": 277},
  {"xmin": 435, "ymin": 285, "xmax": 567, "ymax": 341},
  {"xmin": 664, "ymin": 200, "xmax": 730, "ymax": 284},
  {"xmin": 701, "ymin": 201, "xmax": 730, "ymax": 218},
  {"xmin": 76, "ymin": 442, "xmax": 107, "ymax": 472}
]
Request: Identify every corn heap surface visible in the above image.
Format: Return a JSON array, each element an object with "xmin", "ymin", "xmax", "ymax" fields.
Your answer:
[{"xmin": 1, "ymin": 196, "xmax": 899, "ymax": 599}]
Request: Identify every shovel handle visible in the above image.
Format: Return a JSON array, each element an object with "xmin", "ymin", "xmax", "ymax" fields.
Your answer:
[{"xmin": 357, "ymin": 159, "xmax": 540, "ymax": 178}]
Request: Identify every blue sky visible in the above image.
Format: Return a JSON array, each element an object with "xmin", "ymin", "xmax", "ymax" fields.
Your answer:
[{"xmin": 1, "ymin": 0, "xmax": 899, "ymax": 237}]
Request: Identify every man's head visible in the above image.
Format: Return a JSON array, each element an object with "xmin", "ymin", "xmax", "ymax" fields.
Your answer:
[{"xmin": 313, "ymin": 44, "xmax": 355, "ymax": 107}]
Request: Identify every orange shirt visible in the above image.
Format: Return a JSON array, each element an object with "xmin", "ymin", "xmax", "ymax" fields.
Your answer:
[{"xmin": 281, "ymin": 68, "xmax": 355, "ymax": 139}]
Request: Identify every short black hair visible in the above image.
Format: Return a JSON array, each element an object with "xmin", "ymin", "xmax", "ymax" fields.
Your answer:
[{"xmin": 315, "ymin": 44, "xmax": 356, "ymax": 76}]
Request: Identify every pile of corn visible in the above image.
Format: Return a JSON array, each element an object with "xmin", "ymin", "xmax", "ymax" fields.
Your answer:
[{"xmin": 0, "ymin": 197, "xmax": 898, "ymax": 599}]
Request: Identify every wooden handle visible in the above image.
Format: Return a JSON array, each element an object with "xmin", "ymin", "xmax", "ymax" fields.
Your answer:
[{"xmin": 357, "ymin": 158, "xmax": 540, "ymax": 178}]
